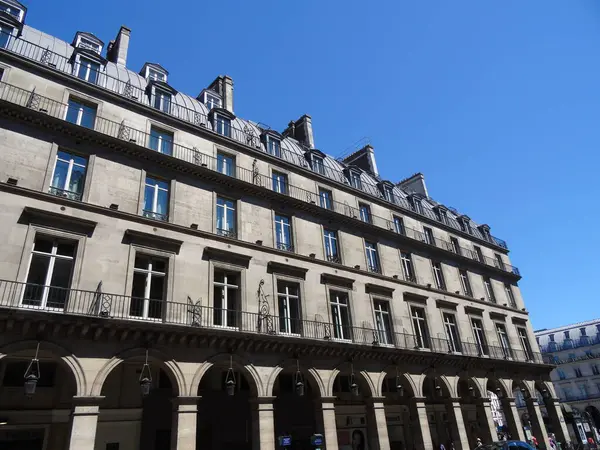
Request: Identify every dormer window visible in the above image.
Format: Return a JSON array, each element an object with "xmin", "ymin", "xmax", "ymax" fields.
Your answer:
[
  {"xmin": 0, "ymin": 23, "xmax": 14, "ymax": 48},
  {"xmin": 379, "ymin": 183, "xmax": 394, "ymax": 202},
  {"xmin": 312, "ymin": 154, "xmax": 325, "ymax": 175},
  {"xmin": 78, "ymin": 37, "xmax": 100, "ymax": 53},
  {"xmin": 458, "ymin": 216, "xmax": 472, "ymax": 234},
  {"xmin": 73, "ymin": 32, "xmax": 103, "ymax": 55},
  {"xmin": 141, "ymin": 64, "xmax": 168, "ymax": 83},
  {"xmin": 75, "ymin": 57, "xmax": 100, "ymax": 84},
  {"xmin": 407, "ymin": 195, "xmax": 424, "ymax": 215},
  {"xmin": 148, "ymin": 67, "xmax": 165, "ymax": 82},
  {"xmin": 153, "ymin": 89, "xmax": 171, "ymax": 113},
  {"xmin": 349, "ymin": 171, "xmax": 362, "ymax": 190},
  {"xmin": 0, "ymin": 1, "xmax": 25, "ymax": 22},
  {"xmin": 478, "ymin": 225, "xmax": 492, "ymax": 242},
  {"xmin": 266, "ymin": 136, "xmax": 281, "ymax": 157},
  {"xmin": 198, "ymin": 90, "xmax": 222, "ymax": 111},
  {"xmin": 209, "ymin": 109, "xmax": 235, "ymax": 139},
  {"xmin": 71, "ymin": 33, "xmax": 105, "ymax": 85},
  {"xmin": 434, "ymin": 206, "xmax": 448, "ymax": 224}
]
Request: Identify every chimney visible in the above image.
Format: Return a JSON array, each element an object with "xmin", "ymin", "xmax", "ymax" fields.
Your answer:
[
  {"xmin": 342, "ymin": 144, "xmax": 378, "ymax": 176},
  {"xmin": 283, "ymin": 115, "xmax": 314, "ymax": 148},
  {"xmin": 397, "ymin": 172, "xmax": 429, "ymax": 198},
  {"xmin": 107, "ymin": 25, "xmax": 131, "ymax": 67},
  {"xmin": 223, "ymin": 75, "xmax": 234, "ymax": 113}
]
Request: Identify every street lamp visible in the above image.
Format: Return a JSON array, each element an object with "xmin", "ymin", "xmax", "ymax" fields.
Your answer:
[
  {"xmin": 139, "ymin": 349, "xmax": 152, "ymax": 397},
  {"xmin": 350, "ymin": 362, "xmax": 359, "ymax": 397},
  {"xmin": 395, "ymin": 366, "xmax": 404, "ymax": 397},
  {"xmin": 23, "ymin": 342, "xmax": 41, "ymax": 396},
  {"xmin": 225, "ymin": 354, "xmax": 236, "ymax": 397},
  {"xmin": 294, "ymin": 359, "xmax": 304, "ymax": 397}
]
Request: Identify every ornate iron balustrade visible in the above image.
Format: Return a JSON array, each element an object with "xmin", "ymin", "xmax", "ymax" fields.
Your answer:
[
  {"xmin": 0, "ymin": 31, "xmax": 511, "ymax": 251},
  {"xmin": 0, "ymin": 81, "xmax": 521, "ymax": 279},
  {"xmin": 0, "ymin": 279, "xmax": 543, "ymax": 364}
]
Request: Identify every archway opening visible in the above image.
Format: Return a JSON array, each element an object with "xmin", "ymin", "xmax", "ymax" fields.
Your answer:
[
  {"xmin": 457, "ymin": 377, "xmax": 481, "ymax": 447},
  {"xmin": 485, "ymin": 379, "xmax": 507, "ymax": 439},
  {"xmin": 0, "ymin": 347, "xmax": 77, "ymax": 450},
  {"xmin": 382, "ymin": 371, "xmax": 413, "ymax": 450},
  {"xmin": 273, "ymin": 366, "xmax": 318, "ymax": 450},
  {"xmin": 331, "ymin": 368, "xmax": 371, "ymax": 450},
  {"xmin": 422, "ymin": 375, "xmax": 452, "ymax": 449},
  {"xmin": 96, "ymin": 357, "xmax": 178, "ymax": 450},
  {"xmin": 197, "ymin": 363, "xmax": 254, "ymax": 450}
]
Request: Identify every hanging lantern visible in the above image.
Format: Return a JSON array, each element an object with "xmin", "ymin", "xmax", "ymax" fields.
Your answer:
[
  {"xmin": 294, "ymin": 360, "xmax": 305, "ymax": 397},
  {"xmin": 395, "ymin": 367, "xmax": 404, "ymax": 396},
  {"xmin": 23, "ymin": 342, "xmax": 41, "ymax": 396},
  {"xmin": 520, "ymin": 386, "xmax": 530, "ymax": 399},
  {"xmin": 350, "ymin": 363, "xmax": 359, "ymax": 396},
  {"xmin": 225, "ymin": 355, "xmax": 236, "ymax": 396},
  {"xmin": 495, "ymin": 387, "xmax": 503, "ymax": 399},
  {"xmin": 435, "ymin": 380, "xmax": 442, "ymax": 397},
  {"xmin": 468, "ymin": 385, "xmax": 475, "ymax": 397},
  {"xmin": 542, "ymin": 388, "xmax": 550, "ymax": 399},
  {"xmin": 139, "ymin": 349, "xmax": 152, "ymax": 397}
]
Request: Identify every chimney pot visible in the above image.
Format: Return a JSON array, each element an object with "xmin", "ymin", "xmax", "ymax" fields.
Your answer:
[{"xmin": 108, "ymin": 25, "xmax": 131, "ymax": 67}]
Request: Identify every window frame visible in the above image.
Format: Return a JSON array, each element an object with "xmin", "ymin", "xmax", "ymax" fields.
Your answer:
[
  {"xmin": 318, "ymin": 187, "xmax": 333, "ymax": 210},
  {"xmin": 458, "ymin": 268, "xmax": 473, "ymax": 297},
  {"xmin": 215, "ymin": 195, "xmax": 237, "ymax": 238},
  {"xmin": 423, "ymin": 227, "xmax": 435, "ymax": 245},
  {"xmin": 152, "ymin": 87, "xmax": 172, "ymax": 114},
  {"xmin": 323, "ymin": 228, "xmax": 341, "ymax": 264},
  {"xmin": 212, "ymin": 269, "xmax": 241, "ymax": 329},
  {"xmin": 483, "ymin": 276, "xmax": 496, "ymax": 303},
  {"xmin": 73, "ymin": 55, "xmax": 101, "ymax": 85},
  {"xmin": 328, "ymin": 289, "xmax": 352, "ymax": 342},
  {"xmin": 516, "ymin": 326, "xmax": 533, "ymax": 361},
  {"xmin": 431, "ymin": 261, "xmax": 446, "ymax": 290},
  {"xmin": 312, "ymin": 154, "xmax": 325, "ymax": 175},
  {"xmin": 149, "ymin": 125, "xmax": 174, "ymax": 156},
  {"xmin": 48, "ymin": 149, "xmax": 88, "ymax": 201},
  {"xmin": 0, "ymin": 23, "xmax": 15, "ymax": 49},
  {"xmin": 359, "ymin": 203, "xmax": 372, "ymax": 224},
  {"xmin": 372, "ymin": 297, "xmax": 394, "ymax": 346},
  {"xmin": 274, "ymin": 212, "xmax": 294, "ymax": 252},
  {"xmin": 400, "ymin": 251, "xmax": 415, "ymax": 282},
  {"xmin": 275, "ymin": 278, "xmax": 303, "ymax": 336},
  {"xmin": 504, "ymin": 283, "xmax": 517, "ymax": 307},
  {"xmin": 64, "ymin": 96, "xmax": 97, "ymax": 129},
  {"xmin": 470, "ymin": 317, "xmax": 489, "ymax": 356},
  {"xmin": 409, "ymin": 305, "xmax": 430, "ymax": 349},
  {"xmin": 214, "ymin": 113, "xmax": 232, "ymax": 138},
  {"xmin": 495, "ymin": 322, "xmax": 512, "ymax": 358},
  {"xmin": 271, "ymin": 170, "xmax": 289, "ymax": 195},
  {"xmin": 393, "ymin": 216, "xmax": 405, "ymax": 235},
  {"xmin": 216, "ymin": 151, "xmax": 235, "ymax": 176},
  {"xmin": 142, "ymin": 175, "xmax": 170, "ymax": 222},
  {"xmin": 364, "ymin": 240, "xmax": 381, "ymax": 273},
  {"xmin": 441, "ymin": 311, "xmax": 462, "ymax": 353},
  {"xmin": 129, "ymin": 253, "xmax": 168, "ymax": 321}
]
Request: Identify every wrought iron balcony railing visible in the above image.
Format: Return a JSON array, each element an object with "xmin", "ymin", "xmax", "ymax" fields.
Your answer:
[
  {"xmin": 0, "ymin": 279, "xmax": 543, "ymax": 364},
  {"xmin": 142, "ymin": 209, "xmax": 168, "ymax": 222},
  {"xmin": 48, "ymin": 186, "xmax": 82, "ymax": 201},
  {"xmin": 540, "ymin": 335, "xmax": 600, "ymax": 354},
  {"xmin": 0, "ymin": 81, "xmax": 521, "ymax": 280},
  {"xmin": 0, "ymin": 31, "xmax": 510, "ymax": 251}
]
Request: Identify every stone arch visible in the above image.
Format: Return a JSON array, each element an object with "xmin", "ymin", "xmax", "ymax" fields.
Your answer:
[
  {"xmin": 534, "ymin": 380, "xmax": 554, "ymax": 399},
  {"xmin": 512, "ymin": 379, "xmax": 534, "ymax": 399},
  {"xmin": 190, "ymin": 352, "xmax": 261, "ymax": 397},
  {"xmin": 91, "ymin": 347, "xmax": 185, "ymax": 397},
  {"xmin": 457, "ymin": 375, "xmax": 485, "ymax": 399},
  {"xmin": 328, "ymin": 363, "xmax": 378, "ymax": 398},
  {"xmin": 379, "ymin": 365, "xmax": 420, "ymax": 398},
  {"xmin": 0, "ymin": 339, "xmax": 86, "ymax": 396},
  {"xmin": 421, "ymin": 372, "xmax": 454, "ymax": 398},
  {"xmin": 585, "ymin": 405, "xmax": 600, "ymax": 429},
  {"xmin": 264, "ymin": 359, "xmax": 324, "ymax": 398}
]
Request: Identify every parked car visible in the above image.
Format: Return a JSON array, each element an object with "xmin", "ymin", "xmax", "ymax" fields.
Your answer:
[{"xmin": 475, "ymin": 442, "xmax": 536, "ymax": 450}]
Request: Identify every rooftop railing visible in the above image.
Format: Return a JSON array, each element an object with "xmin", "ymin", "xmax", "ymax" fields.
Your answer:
[
  {"xmin": 0, "ymin": 31, "xmax": 510, "ymax": 251},
  {"xmin": 0, "ymin": 80, "xmax": 521, "ymax": 279},
  {"xmin": 539, "ymin": 335, "xmax": 600, "ymax": 354},
  {"xmin": 0, "ymin": 279, "xmax": 543, "ymax": 364}
]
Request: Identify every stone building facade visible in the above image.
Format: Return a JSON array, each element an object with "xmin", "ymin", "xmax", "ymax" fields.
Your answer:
[
  {"xmin": 0, "ymin": 2, "xmax": 568, "ymax": 449},
  {"xmin": 536, "ymin": 319, "xmax": 600, "ymax": 443}
]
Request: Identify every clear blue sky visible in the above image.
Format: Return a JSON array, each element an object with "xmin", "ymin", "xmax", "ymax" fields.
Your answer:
[{"xmin": 27, "ymin": 1, "xmax": 600, "ymax": 329}]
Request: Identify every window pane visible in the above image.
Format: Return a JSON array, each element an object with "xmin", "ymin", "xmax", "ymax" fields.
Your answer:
[
  {"xmin": 46, "ymin": 258, "xmax": 74, "ymax": 308},
  {"xmin": 134, "ymin": 254, "xmax": 150, "ymax": 269},
  {"xmin": 51, "ymin": 159, "xmax": 69, "ymax": 190},
  {"xmin": 152, "ymin": 259, "xmax": 166, "ymax": 273},
  {"xmin": 156, "ymin": 189, "xmax": 169, "ymax": 216},
  {"xmin": 66, "ymin": 101, "xmax": 80, "ymax": 124},
  {"xmin": 144, "ymin": 185, "xmax": 155, "ymax": 212},
  {"xmin": 80, "ymin": 103, "xmax": 96, "ymax": 129},
  {"xmin": 130, "ymin": 273, "xmax": 146, "ymax": 317},
  {"xmin": 24, "ymin": 254, "xmax": 50, "ymax": 305},
  {"xmin": 56, "ymin": 241, "xmax": 76, "ymax": 257},
  {"xmin": 33, "ymin": 237, "xmax": 53, "ymax": 254}
]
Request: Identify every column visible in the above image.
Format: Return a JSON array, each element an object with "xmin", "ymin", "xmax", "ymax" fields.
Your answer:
[
  {"xmin": 476, "ymin": 398, "xmax": 499, "ymax": 444},
  {"xmin": 318, "ymin": 397, "xmax": 339, "ymax": 450},
  {"xmin": 408, "ymin": 398, "xmax": 433, "ymax": 450},
  {"xmin": 252, "ymin": 397, "xmax": 275, "ymax": 450},
  {"xmin": 543, "ymin": 397, "xmax": 571, "ymax": 447},
  {"xmin": 501, "ymin": 397, "xmax": 526, "ymax": 442},
  {"xmin": 526, "ymin": 397, "xmax": 550, "ymax": 450},
  {"xmin": 446, "ymin": 399, "xmax": 471, "ymax": 450},
  {"xmin": 366, "ymin": 398, "xmax": 390, "ymax": 450},
  {"xmin": 68, "ymin": 396, "xmax": 103, "ymax": 450},
  {"xmin": 172, "ymin": 396, "xmax": 199, "ymax": 450}
]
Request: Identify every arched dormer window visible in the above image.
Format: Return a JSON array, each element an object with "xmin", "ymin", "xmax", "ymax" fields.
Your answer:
[
  {"xmin": 0, "ymin": 0, "xmax": 26, "ymax": 49},
  {"xmin": 378, "ymin": 181, "xmax": 395, "ymax": 202},
  {"xmin": 344, "ymin": 167, "xmax": 362, "ymax": 190},
  {"xmin": 198, "ymin": 89, "xmax": 222, "ymax": 111},
  {"xmin": 70, "ymin": 32, "xmax": 105, "ymax": 85},
  {"xmin": 478, "ymin": 224, "xmax": 492, "ymax": 242},
  {"xmin": 433, "ymin": 205, "xmax": 448, "ymax": 224},
  {"xmin": 260, "ymin": 129, "xmax": 283, "ymax": 158},
  {"xmin": 305, "ymin": 149, "xmax": 326, "ymax": 176},
  {"xmin": 209, "ymin": 107, "xmax": 235, "ymax": 138},
  {"xmin": 407, "ymin": 194, "xmax": 424, "ymax": 215},
  {"xmin": 141, "ymin": 63, "xmax": 176, "ymax": 114},
  {"xmin": 457, "ymin": 215, "xmax": 472, "ymax": 234}
]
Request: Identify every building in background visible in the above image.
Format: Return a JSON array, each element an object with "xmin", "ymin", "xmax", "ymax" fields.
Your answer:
[
  {"xmin": 0, "ymin": 1, "xmax": 568, "ymax": 450},
  {"xmin": 536, "ymin": 320, "xmax": 600, "ymax": 444}
]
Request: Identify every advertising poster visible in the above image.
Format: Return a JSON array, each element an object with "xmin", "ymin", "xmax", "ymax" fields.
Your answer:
[{"xmin": 337, "ymin": 428, "xmax": 369, "ymax": 450}]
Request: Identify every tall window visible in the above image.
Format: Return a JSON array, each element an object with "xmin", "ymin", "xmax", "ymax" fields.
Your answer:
[
  {"xmin": 272, "ymin": 171, "xmax": 288, "ymax": 195},
  {"xmin": 575, "ymin": 368, "xmax": 583, "ymax": 378},
  {"xmin": 75, "ymin": 57, "xmax": 100, "ymax": 84},
  {"xmin": 217, "ymin": 152, "xmax": 235, "ymax": 176},
  {"xmin": 517, "ymin": 327, "xmax": 533, "ymax": 361},
  {"xmin": 203, "ymin": 92, "xmax": 221, "ymax": 110},
  {"xmin": 436, "ymin": 208, "xmax": 448, "ymax": 224},
  {"xmin": 149, "ymin": 127, "xmax": 173, "ymax": 156},
  {"xmin": 349, "ymin": 172, "xmax": 362, "ymax": 190},
  {"xmin": 400, "ymin": 252, "xmax": 415, "ymax": 282},
  {"xmin": 130, "ymin": 254, "xmax": 166, "ymax": 320},
  {"xmin": 450, "ymin": 237, "xmax": 461, "ymax": 255},
  {"xmin": 411, "ymin": 306, "xmax": 430, "ymax": 349},
  {"xmin": 0, "ymin": 24, "xmax": 14, "ymax": 49},
  {"xmin": 373, "ymin": 299, "xmax": 393, "ymax": 345},
  {"xmin": 459, "ymin": 269, "xmax": 473, "ymax": 297},
  {"xmin": 153, "ymin": 89, "xmax": 172, "ymax": 113},
  {"xmin": 266, "ymin": 136, "xmax": 281, "ymax": 157},
  {"xmin": 504, "ymin": 283, "xmax": 516, "ymax": 307},
  {"xmin": 423, "ymin": 227, "xmax": 435, "ymax": 245},
  {"xmin": 473, "ymin": 246, "xmax": 484, "ymax": 262},
  {"xmin": 275, "ymin": 214, "xmax": 293, "ymax": 251},
  {"xmin": 216, "ymin": 196, "xmax": 236, "ymax": 237},
  {"xmin": 494, "ymin": 254, "xmax": 505, "ymax": 270},
  {"xmin": 592, "ymin": 364, "xmax": 600, "ymax": 376},
  {"xmin": 312, "ymin": 155, "xmax": 325, "ymax": 175},
  {"xmin": 323, "ymin": 229, "xmax": 340, "ymax": 263},
  {"xmin": 359, "ymin": 203, "xmax": 371, "ymax": 223},
  {"xmin": 319, "ymin": 188, "xmax": 332, "ymax": 210},
  {"xmin": 23, "ymin": 236, "xmax": 76, "ymax": 310},
  {"xmin": 277, "ymin": 281, "xmax": 301, "ymax": 335},
  {"xmin": 443, "ymin": 313, "xmax": 462, "ymax": 352},
  {"xmin": 382, "ymin": 185, "xmax": 394, "ymax": 202},
  {"xmin": 471, "ymin": 318, "xmax": 488, "ymax": 356},
  {"xmin": 496, "ymin": 324, "xmax": 512, "ymax": 358},
  {"xmin": 483, "ymin": 277, "xmax": 496, "ymax": 303},
  {"xmin": 215, "ymin": 114, "xmax": 231, "ymax": 137},
  {"xmin": 143, "ymin": 176, "xmax": 169, "ymax": 221},
  {"xmin": 330, "ymin": 290, "xmax": 351, "ymax": 340},
  {"xmin": 409, "ymin": 197, "xmax": 423, "ymax": 214},
  {"xmin": 432, "ymin": 261, "xmax": 446, "ymax": 290},
  {"xmin": 394, "ymin": 216, "xmax": 405, "ymax": 235},
  {"xmin": 49, "ymin": 150, "xmax": 87, "ymax": 200},
  {"xmin": 365, "ymin": 241, "xmax": 380, "ymax": 273},
  {"xmin": 65, "ymin": 97, "xmax": 96, "ymax": 129},
  {"xmin": 213, "ymin": 271, "xmax": 239, "ymax": 328}
]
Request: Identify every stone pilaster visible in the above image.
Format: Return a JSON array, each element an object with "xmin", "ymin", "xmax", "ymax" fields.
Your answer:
[
  {"xmin": 253, "ymin": 397, "xmax": 276, "ymax": 450},
  {"xmin": 526, "ymin": 397, "xmax": 550, "ymax": 450},
  {"xmin": 476, "ymin": 398, "xmax": 499, "ymax": 444},
  {"xmin": 319, "ymin": 397, "xmax": 339, "ymax": 450},
  {"xmin": 68, "ymin": 396, "xmax": 104, "ymax": 450},
  {"xmin": 501, "ymin": 397, "xmax": 526, "ymax": 442},
  {"xmin": 172, "ymin": 396, "xmax": 200, "ymax": 450},
  {"xmin": 409, "ymin": 397, "xmax": 433, "ymax": 450},
  {"xmin": 446, "ymin": 399, "xmax": 470, "ymax": 450},
  {"xmin": 543, "ymin": 397, "xmax": 571, "ymax": 447},
  {"xmin": 366, "ymin": 398, "xmax": 390, "ymax": 450}
]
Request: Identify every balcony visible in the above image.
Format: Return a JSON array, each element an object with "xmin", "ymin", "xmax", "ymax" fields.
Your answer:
[
  {"xmin": 0, "ymin": 279, "xmax": 544, "ymax": 364},
  {"xmin": 539, "ymin": 335, "xmax": 600, "ymax": 354},
  {"xmin": 0, "ymin": 81, "xmax": 521, "ymax": 281},
  {"xmin": 0, "ymin": 30, "xmax": 511, "ymax": 251}
]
